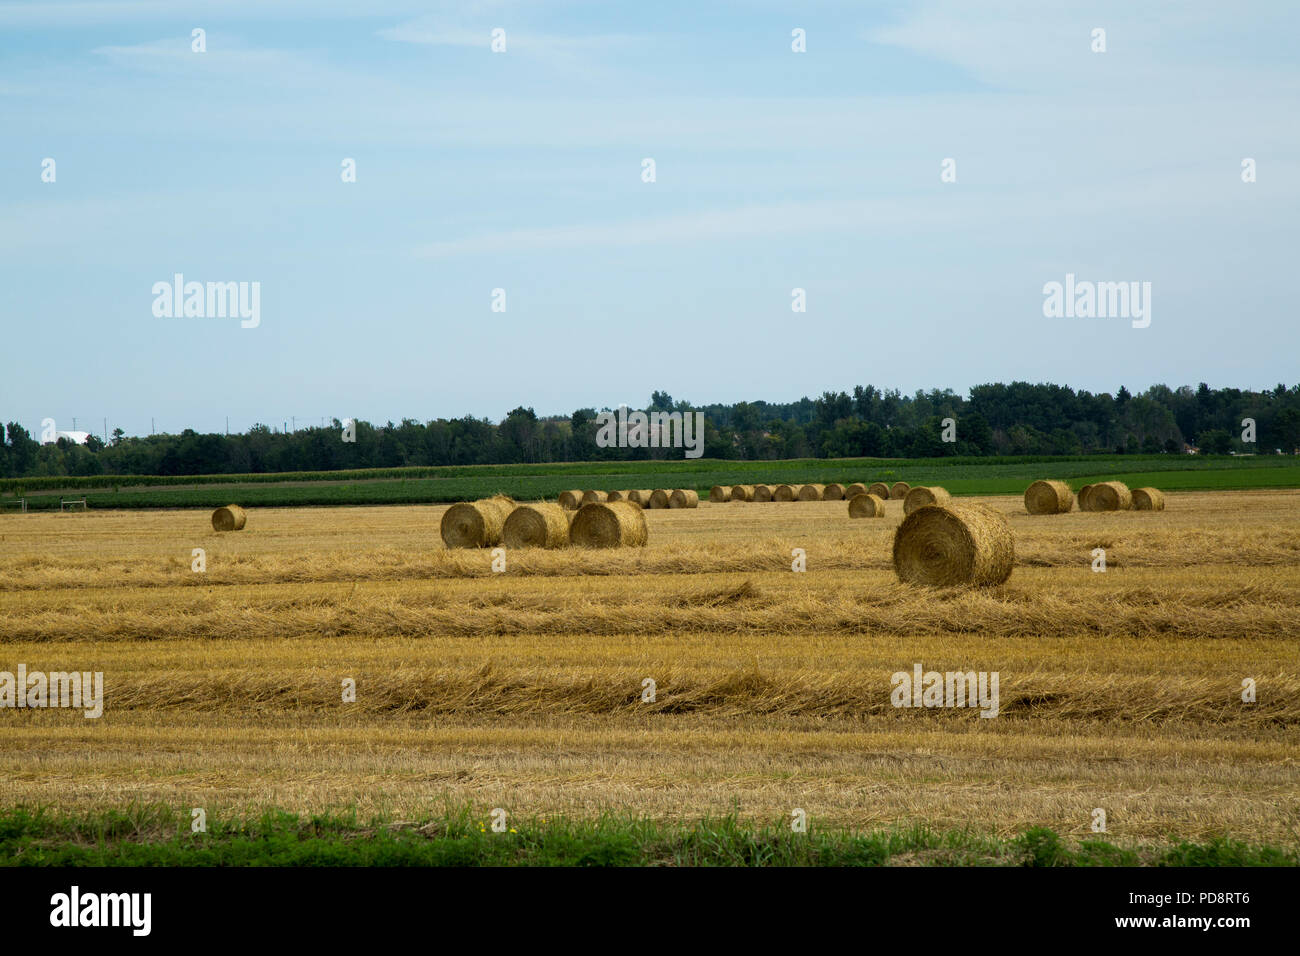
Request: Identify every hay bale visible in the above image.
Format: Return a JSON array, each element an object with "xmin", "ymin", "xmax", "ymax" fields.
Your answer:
[
  {"xmin": 441, "ymin": 498, "xmax": 512, "ymax": 548},
  {"xmin": 627, "ymin": 489, "xmax": 654, "ymax": 507},
  {"xmin": 892, "ymin": 503, "xmax": 1014, "ymax": 587},
  {"xmin": 581, "ymin": 489, "xmax": 608, "ymax": 505},
  {"xmin": 709, "ymin": 485, "xmax": 731, "ymax": 503},
  {"xmin": 797, "ymin": 483, "xmax": 826, "ymax": 501},
  {"xmin": 729, "ymin": 484, "xmax": 754, "ymax": 502},
  {"xmin": 570, "ymin": 500, "xmax": 648, "ymax": 548},
  {"xmin": 669, "ymin": 489, "xmax": 700, "ymax": 509},
  {"xmin": 903, "ymin": 485, "xmax": 951, "ymax": 515},
  {"xmin": 773, "ymin": 484, "xmax": 798, "ymax": 502},
  {"xmin": 558, "ymin": 490, "xmax": 585, "ymax": 510},
  {"xmin": 502, "ymin": 502, "xmax": 571, "ymax": 549},
  {"xmin": 648, "ymin": 489, "xmax": 672, "ymax": 509},
  {"xmin": 1090, "ymin": 481, "xmax": 1132, "ymax": 512},
  {"xmin": 753, "ymin": 484, "xmax": 773, "ymax": 502},
  {"xmin": 606, "ymin": 490, "xmax": 630, "ymax": 502},
  {"xmin": 823, "ymin": 483, "xmax": 845, "ymax": 500},
  {"xmin": 1024, "ymin": 479, "xmax": 1074, "ymax": 515},
  {"xmin": 890, "ymin": 482, "xmax": 910, "ymax": 500},
  {"xmin": 1077, "ymin": 484, "xmax": 1095, "ymax": 512},
  {"xmin": 868, "ymin": 482, "xmax": 890, "ymax": 499},
  {"xmin": 211, "ymin": 504, "xmax": 247, "ymax": 532},
  {"xmin": 844, "ymin": 483, "xmax": 867, "ymax": 499},
  {"xmin": 1132, "ymin": 487, "xmax": 1165, "ymax": 511},
  {"xmin": 847, "ymin": 493, "xmax": 885, "ymax": 518}
]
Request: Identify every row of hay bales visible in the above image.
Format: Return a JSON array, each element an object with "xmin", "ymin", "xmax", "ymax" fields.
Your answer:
[
  {"xmin": 710, "ymin": 481, "xmax": 915, "ymax": 503},
  {"xmin": 441, "ymin": 496, "xmax": 648, "ymax": 549},
  {"xmin": 874, "ymin": 479, "xmax": 1165, "ymax": 587},
  {"xmin": 1025, "ymin": 479, "xmax": 1165, "ymax": 514},
  {"xmin": 847, "ymin": 484, "xmax": 951, "ymax": 519},
  {"xmin": 557, "ymin": 488, "xmax": 698, "ymax": 510},
  {"xmin": 444, "ymin": 490, "xmax": 1014, "ymax": 587},
  {"xmin": 208, "ymin": 494, "xmax": 1019, "ymax": 588}
]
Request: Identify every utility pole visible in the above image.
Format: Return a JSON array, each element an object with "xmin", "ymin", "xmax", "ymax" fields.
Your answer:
[
  {"xmin": 226, "ymin": 416, "xmax": 229, "ymax": 436},
  {"xmin": 72, "ymin": 417, "xmax": 77, "ymax": 430},
  {"xmin": 103, "ymin": 418, "xmax": 107, "ymax": 442},
  {"xmin": 151, "ymin": 418, "xmax": 155, "ymax": 435}
]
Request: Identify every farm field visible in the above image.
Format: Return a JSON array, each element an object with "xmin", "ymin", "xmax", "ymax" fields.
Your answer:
[
  {"xmin": 1, "ymin": 490, "xmax": 1298, "ymax": 862},
  {"xmin": 4, "ymin": 453, "xmax": 1298, "ymax": 511}
]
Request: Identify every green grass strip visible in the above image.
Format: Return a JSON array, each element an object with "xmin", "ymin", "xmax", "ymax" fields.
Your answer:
[{"xmin": 1, "ymin": 805, "xmax": 1294, "ymax": 867}]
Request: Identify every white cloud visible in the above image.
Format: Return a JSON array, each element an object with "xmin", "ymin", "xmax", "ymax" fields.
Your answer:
[
  {"xmin": 413, "ymin": 163, "xmax": 1300, "ymax": 258},
  {"xmin": 0, "ymin": 1, "xmax": 431, "ymax": 26},
  {"xmin": 376, "ymin": 16, "xmax": 639, "ymax": 60},
  {"xmin": 869, "ymin": 0, "xmax": 1300, "ymax": 97},
  {"xmin": 414, "ymin": 201, "xmax": 876, "ymax": 257}
]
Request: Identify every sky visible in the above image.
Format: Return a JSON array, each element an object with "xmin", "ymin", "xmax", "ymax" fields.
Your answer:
[{"xmin": 2, "ymin": 0, "xmax": 1297, "ymax": 439}]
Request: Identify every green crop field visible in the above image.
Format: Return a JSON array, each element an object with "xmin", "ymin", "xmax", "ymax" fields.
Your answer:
[{"xmin": 2, "ymin": 454, "xmax": 1297, "ymax": 511}]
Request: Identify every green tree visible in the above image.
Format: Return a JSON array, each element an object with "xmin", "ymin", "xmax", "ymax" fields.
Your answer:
[
  {"xmin": 961, "ymin": 412, "xmax": 993, "ymax": 455},
  {"xmin": 1198, "ymin": 428, "xmax": 1232, "ymax": 454},
  {"xmin": 1273, "ymin": 408, "xmax": 1300, "ymax": 453}
]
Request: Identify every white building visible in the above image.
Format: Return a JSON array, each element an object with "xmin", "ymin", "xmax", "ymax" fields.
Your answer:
[{"xmin": 43, "ymin": 431, "xmax": 91, "ymax": 446}]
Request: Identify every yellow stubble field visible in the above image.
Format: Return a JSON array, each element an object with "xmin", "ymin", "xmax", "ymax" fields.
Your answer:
[{"xmin": 1, "ymin": 492, "xmax": 1297, "ymax": 843}]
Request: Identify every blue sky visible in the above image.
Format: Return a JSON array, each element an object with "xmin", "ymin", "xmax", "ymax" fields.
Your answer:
[{"xmin": 2, "ymin": 0, "xmax": 1297, "ymax": 439}]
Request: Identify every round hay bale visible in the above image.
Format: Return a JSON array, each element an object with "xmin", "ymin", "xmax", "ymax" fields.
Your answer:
[
  {"xmin": 1132, "ymin": 487, "xmax": 1165, "ymax": 511},
  {"xmin": 502, "ymin": 502, "xmax": 571, "ymax": 549},
  {"xmin": 868, "ymin": 482, "xmax": 890, "ymax": 499},
  {"xmin": 648, "ymin": 489, "xmax": 672, "ymax": 509},
  {"xmin": 903, "ymin": 485, "xmax": 951, "ymax": 515},
  {"xmin": 570, "ymin": 500, "xmax": 648, "ymax": 548},
  {"xmin": 844, "ymin": 483, "xmax": 867, "ymax": 499},
  {"xmin": 1090, "ymin": 481, "xmax": 1132, "ymax": 512},
  {"xmin": 753, "ymin": 484, "xmax": 773, "ymax": 502},
  {"xmin": 823, "ymin": 483, "xmax": 845, "ymax": 501},
  {"xmin": 441, "ymin": 498, "xmax": 512, "ymax": 549},
  {"xmin": 211, "ymin": 504, "xmax": 247, "ymax": 532},
  {"xmin": 797, "ymin": 483, "xmax": 826, "ymax": 501},
  {"xmin": 627, "ymin": 489, "xmax": 654, "ymax": 507},
  {"xmin": 709, "ymin": 485, "xmax": 731, "ymax": 503},
  {"xmin": 1077, "ymin": 484, "xmax": 1095, "ymax": 512},
  {"xmin": 558, "ymin": 490, "xmax": 584, "ymax": 510},
  {"xmin": 581, "ymin": 489, "xmax": 608, "ymax": 505},
  {"xmin": 606, "ymin": 490, "xmax": 629, "ymax": 502},
  {"xmin": 892, "ymin": 503, "xmax": 1014, "ymax": 587},
  {"xmin": 729, "ymin": 484, "xmax": 754, "ymax": 502},
  {"xmin": 773, "ymin": 484, "xmax": 798, "ymax": 502},
  {"xmin": 670, "ymin": 489, "xmax": 700, "ymax": 509},
  {"xmin": 890, "ymin": 482, "xmax": 911, "ymax": 500},
  {"xmin": 847, "ymin": 493, "xmax": 885, "ymax": 518},
  {"xmin": 1024, "ymin": 479, "xmax": 1074, "ymax": 515}
]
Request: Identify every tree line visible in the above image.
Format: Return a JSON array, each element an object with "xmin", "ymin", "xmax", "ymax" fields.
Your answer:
[{"xmin": 4, "ymin": 381, "xmax": 1299, "ymax": 479}]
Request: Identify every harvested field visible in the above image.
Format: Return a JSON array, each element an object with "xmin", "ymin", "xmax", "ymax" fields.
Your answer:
[{"xmin": 1, "ymin": 491, "xmax": 1298, "ymax": 844}]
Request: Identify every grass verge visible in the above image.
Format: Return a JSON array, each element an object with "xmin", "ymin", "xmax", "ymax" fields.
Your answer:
[{"xmin": 1, "ymin": 805, "xmax": 1295, "ymax": 867}]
